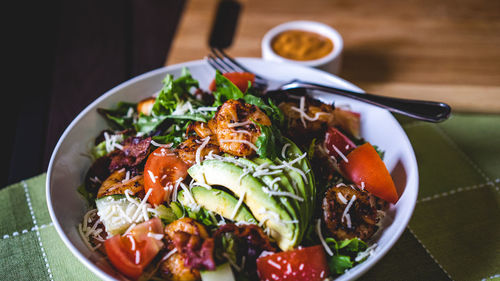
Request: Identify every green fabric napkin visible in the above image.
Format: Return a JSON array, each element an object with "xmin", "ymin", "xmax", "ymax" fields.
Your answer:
[{"xmin": 1, "ymin": 113, "xmax": 499, "ymax": 281}]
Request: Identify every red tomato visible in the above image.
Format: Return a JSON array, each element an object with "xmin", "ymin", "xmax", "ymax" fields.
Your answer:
[
  {"xmin": 104, "ymin": 218, "xmax": 164, "ymax": 280},
  {"xmin": 324, "ymin": 127, "xmax": 356, "ymax": 162},
  {"xmin": 339, "ymin": 142, "xmax": 399, "ymax": 203},
  {"xmin": 209, "ymin": 72, "xmax": 256, "ymax": 93},
  {"xmin": 144, "ymin": 147, "xmax": 188, "ymax": 206},
  {"xmin": 256, "ymin": 245, "xmax": 330, "ymax": 281}
]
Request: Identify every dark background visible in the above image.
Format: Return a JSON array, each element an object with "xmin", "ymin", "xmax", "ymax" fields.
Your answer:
[{"xmin": 2, "ymin": 0, "xmax": 185, "ymax": 188}]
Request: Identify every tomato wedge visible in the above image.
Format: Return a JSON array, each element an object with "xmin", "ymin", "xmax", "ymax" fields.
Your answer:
[
  {"xmin": 324, "ymin": 127, "xmax": 356, "ymax": 162},
  {"xmin": 209, "ymin": 72, "xmax": 255, "ymax": 93},
  {"xmin": 104, "ymin": 218, "xmax": 164, "ymax": 280},
  {"xmin": 339, "ymin": 142, "xmax": 398, "ymax": 203},
  {"xmin": 256, "ymin": 245, "xmax": 330, "ymax": 281},
  {"xmin": 144, "ymin": 147, "xmax": 188, "ymax": 206}
]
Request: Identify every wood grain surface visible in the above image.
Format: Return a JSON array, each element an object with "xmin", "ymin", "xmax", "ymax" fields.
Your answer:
[{"xmin": 167, "ymin": 0, "xmax": 500, "ymax": 113}]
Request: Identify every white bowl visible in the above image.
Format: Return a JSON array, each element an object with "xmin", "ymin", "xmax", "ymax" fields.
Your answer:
[
  {"xmin": 261, "ymin": 21, "xmax": 344, "ymax": 74},
  {"xmin": 47, "ymin": 58, "xmax": 418, "ymax": 281}
]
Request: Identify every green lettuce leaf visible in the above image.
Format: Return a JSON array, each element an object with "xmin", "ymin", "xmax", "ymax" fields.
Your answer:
[
  {"xmin": 255, "ymin": 124, "xmax": 283, "ymax": 160},
  {"xmin": 134, "ymin": 114, "xmax": 168, "ymax": 134},
  {"xmin": 152, "ymin": 67, "xmax": 199, "ymax": 116},
  {"xmin": 91, "ymin": 141, "xmax": 107, "ymax": 160},
  {"xmin": 212, "ymin": 71, "xmax": 245, "ymax": 106},
  {"xmin": 325, "ymin": 237, "xmax": 369, "ymax": 275},
  {"xmin": 151, "ymin": 121, "xmax": 192, "ymax": 148},
  {"xmin": 329, "ymin": 255, "xmax": 353, "ymax": 274},
  {"xmin": 97, "ymin": 102, "xmax": 136, "ymax": 130}
]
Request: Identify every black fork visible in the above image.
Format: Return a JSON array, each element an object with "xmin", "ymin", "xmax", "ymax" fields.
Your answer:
[
  {"xmin": 207, "ymin": 47, "xmax": 269, "ymax": 91},
  {"xmin": 205, "ymin": 47, "xmax": 451, "ymax": 122}
]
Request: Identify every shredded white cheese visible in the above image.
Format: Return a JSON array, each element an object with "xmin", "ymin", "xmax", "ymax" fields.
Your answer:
[
  {"xmin": 103, "ymin": 132, "xmax": 124, "ymax": 153},
  {"xmin": 150, "ymin": 140, "xmax": 173, "ymax": 148},
  {"xmin": 179, "ymin": 181, "xmax": 199, "ymax": 211},
  {"xmin": 230, "ymin": 191, "xmax": 246, "ymax": 220},
  {"xmin": 267, "ymin": 259, "xmax": 281, "ymax": 269},
  {"xmin": 195, "ymin": 106, "xmax": 218, "ymax": 112},
  {"xmin": 262, "ymin": 187, "xmax": 304, "ymax": 202},
  {"xmin": 147, "ymin": 232, "xmax": 164, "ymax": 240},
  {"xmin": 195, "ymin": 136, "xmax": 211, "ymax": 164},
  {"xmin": 171, "ymin": 177, "xmax": 184, "ymax": 202},
  {"xmin": 281, "ymin": 143, "xmax": 291, "ymax": 159},
  {"xmin": 337, "ymin": 193, "xmax": 348, "ymax": 204},
  {"xmin": 232, "ymin": 129, "xmax": 252, "ymax": 136},
  {"xmin": 219, "ymin": 139, "xmax": 258, "ymax": 152},
  {"xmin": 330, "ymin": 143, "xmax": 349, "ymax": 163},
  {"xmin": 227, "ymin": 120, "xmax": 254, "ymax": 128},
  {"xmin": 160, "ymin": 248, "xmax": 178, "ymax": 262},
  {"xmin": 147, "ymin": 170, "xmax": 156, "ymax": 184},
  {"xmin": 316, "ymin": 219, "xmax": 334, "ymax": 256},
  {"xmin": 355, "ymin": 243, "xmax": 378, "ymax": 262},
  {"xmin": 290, "ymin": 96, "xmax": 330, "ymax": 128},
  {"xmin": 342, "ymin": 195, "xmax": 357, "ymax": 229}
]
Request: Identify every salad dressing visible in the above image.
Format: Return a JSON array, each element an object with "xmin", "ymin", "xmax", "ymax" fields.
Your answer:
[{"xmin": 271, "ymin": 30, "xmax": 334, "ymax": 61}]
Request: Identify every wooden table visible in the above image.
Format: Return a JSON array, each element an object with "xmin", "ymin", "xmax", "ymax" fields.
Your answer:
[
  {"xmin": 168, "ymin": 0, "xmax": 500, "ymax": 113},
  {"xmin": 4, "ymin": 0, "xmax": 500, "ymax": 186}
]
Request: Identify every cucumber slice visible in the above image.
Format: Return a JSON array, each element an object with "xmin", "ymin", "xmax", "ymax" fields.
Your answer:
[
  {"xmin": 201, "ymin": 263, "xmax": 235, "ymax": 281},
  {"xmin": 96, "ymin": 195, "xmax": 142, "ymax": 236}
]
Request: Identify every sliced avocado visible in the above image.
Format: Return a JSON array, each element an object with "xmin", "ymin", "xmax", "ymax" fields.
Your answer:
[
  {"xmin": 251, "ymin": 157, "xmax": 305, "ymax": 243},
  {"xmin": 281, "ymin": 137, "xmax": 316, "ymax": 224},
  {"xmin": 188, "ymin": 159, "xmax": 297, "ymax": 251},
  {"xmin": 170, "ymin": 201, "xmax": 184, "ymax": 218},
  {"xmin": 238, "ymin": 157, "xmax": 302, "ymax": 245},
  {"xmin": 155, "ymin": 204, "xmax": 179, "ymax": 224},
  {"xmin": 178, "ymin": 186, "xmax": 257, "ymax": 224}
]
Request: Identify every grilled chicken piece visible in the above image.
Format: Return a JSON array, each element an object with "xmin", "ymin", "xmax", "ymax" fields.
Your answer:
[
  {"xmin": 176, "ymin": 136, "xmax": 221, "ymax": 166},
  {"xmin": 279, "ymin": 99, "xmax": 333, "ymax": 144},
  {"xmin": 164, "ymin": 218, "xmax": 210, "ymax": 239},
  {"xmin": 322, "ymin": 185, "xmax": 379, "ymax": 241},
  {"xmin": 213, "ymin": 99, "xmax": 271, "ymax": 157},
  {"xmin": 187, "ymin": 121, "xmax": 215, "ymax": 139},
  {"xmin": 160, "ymin": 218, "xmax": 210, "ymax": 281},
  {"xmin": 97, "ymin": 169, "xmax": 143, "ymax": 198},
  {"xmin": 160, "ymin": 252, "xmax": 200, "ymax": 281},
  {"xmin": 137, "ymin": 97, "xmax": 156, "ymax": 116}
]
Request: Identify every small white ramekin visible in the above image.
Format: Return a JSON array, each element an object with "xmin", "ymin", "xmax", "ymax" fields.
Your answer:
[{"xmin": 261, "ymin": 20, "xmax": 344, "ymax": 75}]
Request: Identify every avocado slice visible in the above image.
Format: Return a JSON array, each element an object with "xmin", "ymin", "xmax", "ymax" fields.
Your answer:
[
  {"xmin": 246, "ymin": 157, "xmax": 303, "ymax": 244},
  {"xmin": 178, "ymin": 186, "xmax": 257, "ymax": 224},
  {"xmin": 188, "ymin": 159, "xmax": 297, "ymax": 251},
  {"xmin": 280, "ymin": 137, "xmax": 316, "ymax": 225}
]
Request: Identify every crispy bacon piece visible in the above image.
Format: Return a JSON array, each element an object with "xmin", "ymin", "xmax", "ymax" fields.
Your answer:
[
  {"xmin": 163, "ymin": 218, "xmax": 215, "ymax": 273},
  {"xmin": 85, "ymin": 156, "xmax": 111, "ymax": 194},
  {"xmin": 214, "ymin": 224, "xmax": 276, "ymax": 273},
  {"xmin": 172, "ymin": 232, "xmax": 216, "ymax": 271},
  {"xmin": 108, "ymin": 136, "xmax": 151, "ymax": 171}
]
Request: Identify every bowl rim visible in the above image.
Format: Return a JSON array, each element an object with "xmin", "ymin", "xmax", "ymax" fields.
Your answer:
[
  {"xmin": 46, "ymin": 58, "xmax": 418, "ymax": 281},
  {"xmin": 261, "ymin": 20, "xmax": 344, "ymax": 67}
]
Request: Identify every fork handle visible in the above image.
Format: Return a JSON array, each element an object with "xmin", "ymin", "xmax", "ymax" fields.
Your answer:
[{"xmin": 282, "ymin": 80, "xmax": 451, "ymax": 122}]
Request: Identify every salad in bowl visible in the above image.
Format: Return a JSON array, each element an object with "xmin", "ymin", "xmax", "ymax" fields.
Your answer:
[
  {"xmin": 74, "ymin": 67, "xmax": 400, "ymax": 281},
  {"xmin": 47, "ymin": 59, "xmax": 418, "ymax": 281}
]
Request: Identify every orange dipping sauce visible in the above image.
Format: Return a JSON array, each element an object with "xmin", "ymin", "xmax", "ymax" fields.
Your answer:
[{"xmin": 271, "ymin": 30, "xmax": 334, "ymax": 61}]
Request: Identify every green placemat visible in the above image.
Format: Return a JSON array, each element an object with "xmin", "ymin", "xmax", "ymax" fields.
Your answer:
[{"xmin": 1, "ymin": 113, "xmax": 499, "ymax": 281}]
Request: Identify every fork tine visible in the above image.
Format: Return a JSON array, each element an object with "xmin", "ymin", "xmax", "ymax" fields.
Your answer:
[
  {"xmin": 211, "ymin": 47, "xmax": 246, "ymax": 73},
  {"xmin": 206, "ymin": 54, "xmax": 231, "ymax": 73},
  {"xmin": 211, "ymin": 47, "xmax": 267, "ymax": 84}
]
